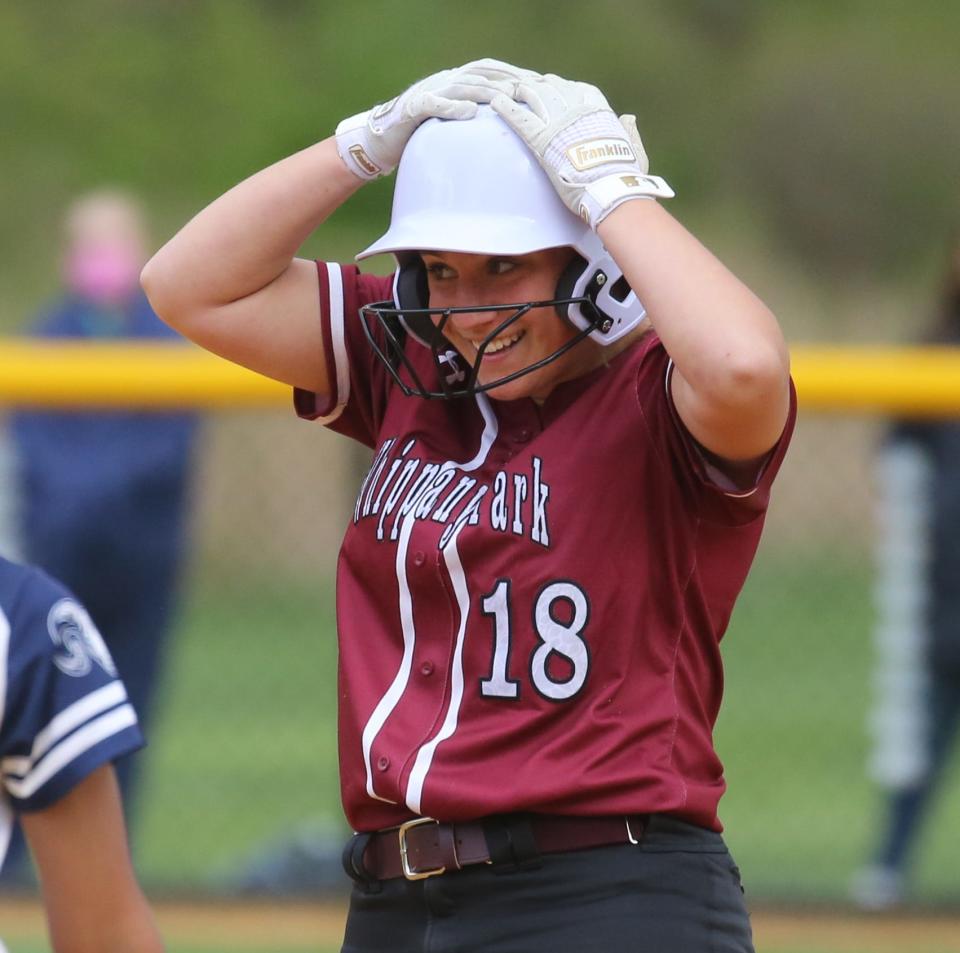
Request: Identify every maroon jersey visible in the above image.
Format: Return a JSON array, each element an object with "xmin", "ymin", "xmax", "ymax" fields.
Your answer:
[{"xmin": 296, "ymin": 262, "xmax": 796, "ymax": 833}]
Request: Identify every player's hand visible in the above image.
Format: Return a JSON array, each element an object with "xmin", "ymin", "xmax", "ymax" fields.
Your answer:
[
  {"xmin": 489, "ymin": 74, "xmax": 675, "ymax": 229},
  {"xmin": 335, "ymin": 65, "xmax": 519, "ymax": 181},
  {"xmin": 458, "ymin": 57, "xmax": 542, "ymax": 85}
]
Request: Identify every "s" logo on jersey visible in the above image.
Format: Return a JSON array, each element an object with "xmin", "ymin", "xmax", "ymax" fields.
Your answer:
[{"xmin": 47, "ymin": 598, "xmax": 118, "ymax": 678}]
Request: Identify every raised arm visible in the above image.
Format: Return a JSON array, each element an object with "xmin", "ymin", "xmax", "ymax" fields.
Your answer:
[
  {"xmin": 491, "ymin": 75, "xmax": 790, "ymax": 462},
  {"xmin": 141, "ymin": 138, "xmax": 359, "ymax": 394},
  {"xmin": 22, "ymin": 764, "xmax": 164, "ymax": 953},
  {"xmin": 141, "ymin": 62, "xmax": 523, "ymax": 394},
  {"xmin": 597, "ymin": 201, "xmax": 790, "ymax": 462}
]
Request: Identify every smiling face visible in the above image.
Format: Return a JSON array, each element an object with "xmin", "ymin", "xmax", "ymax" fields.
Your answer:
[{"xmin": 421, "ymin": 247, "xmax": 605, "ymax": 402}]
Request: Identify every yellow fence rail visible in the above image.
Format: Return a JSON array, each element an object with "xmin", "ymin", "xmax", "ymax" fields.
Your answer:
[
  {"xmin": 1, "ymin": 341, "xmax": 959, "ymax": 415},
  {"xmin": 0, "ymin": 341, "xmax": 287, "ymax": 408}
]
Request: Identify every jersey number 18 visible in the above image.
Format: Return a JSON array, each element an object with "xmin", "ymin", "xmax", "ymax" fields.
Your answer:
[{"xmin": 479, "ymin": 579, "xmax": 590, "ymax": 702}]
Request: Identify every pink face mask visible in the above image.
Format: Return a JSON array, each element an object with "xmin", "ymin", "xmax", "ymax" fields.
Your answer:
[{"xmin": 65, "ymin": 244, "xmax": 142, "ymax": 305}]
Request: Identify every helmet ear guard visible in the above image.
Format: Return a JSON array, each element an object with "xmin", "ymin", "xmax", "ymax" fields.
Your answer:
[
  {"xmin": 554, "ymin": 252, "xmax": 610, "ymax": 332},
  {"xmin": 392, "ymin": 255, "xmax": 440, "ymax": 347},
  {"xmin": 394, "ymin": 255, "xmax": 428, "ymax": 311},
  {"xmin": 556, "ymin": 247, "xmax": 647, "ymax": 342}
]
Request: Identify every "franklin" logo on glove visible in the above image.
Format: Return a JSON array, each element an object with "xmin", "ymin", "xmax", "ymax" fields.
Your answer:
[{"xmin": 566, "ymin": 138, "xmax": 636, "ymax": 171}]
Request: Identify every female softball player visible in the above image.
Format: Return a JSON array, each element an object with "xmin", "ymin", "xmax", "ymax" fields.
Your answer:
[{"xmin": 143, "ymin": 59, "xmax": 795, "ymax": 953}]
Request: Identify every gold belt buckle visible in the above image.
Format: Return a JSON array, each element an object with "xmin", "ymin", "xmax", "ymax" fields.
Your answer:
[{"xmin": 398, "ymin": 817, "xmax": 446, "ymax": 880}]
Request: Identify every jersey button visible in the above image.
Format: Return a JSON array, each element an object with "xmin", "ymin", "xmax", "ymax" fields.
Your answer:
[
  {"xmin": 376, "ymin": 755, "xmax": 390, "ymax": 772},
  {"xmin": 413, "ymin": 551, "xmax": 426, "ymax": 567},
  {"xmin": 511, "ymin": 428, "xmax": 532, "ymax": 444},
  {"xmin": 419, "ymin": 660, "xmax": 435, "ymax": 676}
]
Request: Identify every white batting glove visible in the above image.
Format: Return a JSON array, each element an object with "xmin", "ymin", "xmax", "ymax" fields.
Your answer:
[
  {"xmin": 458, "ymin": 57, "xmax": 543, "ymax": 85},
  {"xmin": 335, "ymin": 65, "xmax": 520, "ymax": 180},
  {"xmin": 489, "ymin": 74, "xmax": 674, "ymax": 229}
]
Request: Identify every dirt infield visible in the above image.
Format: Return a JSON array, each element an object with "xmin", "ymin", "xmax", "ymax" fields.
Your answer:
[
  {"xmin": 753, "ymin": 907, "xmax": 960, "ymax": 952},
  {"xmin": 3, "ymin": 897, "xmax": 960, "ymax": 951},
  {"xmin": 0, "ymin": 897, "xmax": 343, "ymax": 948}
]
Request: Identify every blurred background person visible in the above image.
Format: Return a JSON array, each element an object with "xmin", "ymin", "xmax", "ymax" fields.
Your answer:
[
  {"xmin": 1, "ymin": 189, "xmax": 199, "ymax": 887},
  {"xmin": 852, "ymin": 235, "xmax": 960, "ymax": 910}
]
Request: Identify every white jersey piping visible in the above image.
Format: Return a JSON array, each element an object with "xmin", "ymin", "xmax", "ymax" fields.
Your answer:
[
  {"xmin": 403, "ymin": 394, "xmax": 498, "ymax": 812},
  {"xmin": 317, "ymin": 263, "xmax": 351, "ymax": 425},
  {"xmin": 360, "ymin": 393, "xmax": 498, "ymax": 806},
  {"xmin": 0, "ymin": 608, "xmax": 9, "ymax": 738},
  {"xmin": 4, "ymin": 703, "xmax": 137, "ymax": 800}
]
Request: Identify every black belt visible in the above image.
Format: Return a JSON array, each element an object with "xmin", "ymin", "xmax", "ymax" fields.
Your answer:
[{"xmin": 344, "ymin": 813, "xmax": 649, "ymax": 883}]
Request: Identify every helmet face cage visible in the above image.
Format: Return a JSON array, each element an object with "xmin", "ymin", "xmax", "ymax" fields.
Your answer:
[{"xmin": 359, "ymin": 290, "xmax": 606, "ymax": 400}]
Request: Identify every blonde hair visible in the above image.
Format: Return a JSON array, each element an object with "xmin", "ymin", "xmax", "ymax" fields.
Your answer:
[{"xmin": 63, "ymin": 189, "xmax": 149, "ymax": 254}]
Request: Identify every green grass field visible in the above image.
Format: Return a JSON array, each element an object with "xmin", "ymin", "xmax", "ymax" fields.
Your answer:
[
  {"xmin": 719, "ymin": 550, "xmax": 960, "ymax": 903},
  {"xmin": 134, "ymin": 570, "xmax": 342, "ymax": 886},
  {"xmin": 124, "ymin": 544, "xmax": 959, "ymax": 904}
]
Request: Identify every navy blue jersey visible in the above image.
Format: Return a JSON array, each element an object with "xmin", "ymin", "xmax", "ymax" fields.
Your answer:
[
  {"xmin": 0, "ymin": 557, "xmax": 142, "ymax": 869},
  {"xmin": 10, "ymin": 290, "xmax": 198, "ymax": 559}
]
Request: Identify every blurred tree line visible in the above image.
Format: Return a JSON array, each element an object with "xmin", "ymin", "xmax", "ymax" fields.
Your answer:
[{"xmin": 2, "ymin": 0, "xmax": 958, "ymax": 336}]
